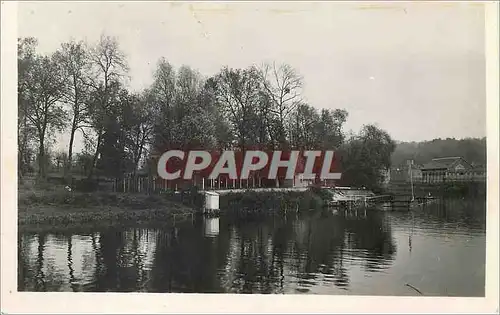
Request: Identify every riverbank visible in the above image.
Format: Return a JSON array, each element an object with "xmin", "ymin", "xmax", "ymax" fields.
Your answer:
[
  {"xmin": 18, "ymin": 184, "xmax": 332, "ymax": 231},
  {"xmin": 219, "ymin": 187, "xmax": 332, "ymax": 215},
  {"xmin": 385, "ymin": 181, "xmax": 486, "ymax": 198},
  {"xmin": 18, "ymin": 189, "xmax": 195, "ymax": 231}
]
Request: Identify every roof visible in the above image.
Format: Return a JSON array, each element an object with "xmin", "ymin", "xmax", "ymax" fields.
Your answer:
[
  {"xmin": 205, "ymin": 191, "xmax": 220, "ymax": 196},
  {"xmin": 421, "ymin": 160, "xmax": 447, "ymax": 170},
  {"xmin": 431, "ymin": 157, "xmax": 462, "ymax": 166},
  {"xmin": 421, "ymin": 157, "xmax": 472, "ymax": 171}
]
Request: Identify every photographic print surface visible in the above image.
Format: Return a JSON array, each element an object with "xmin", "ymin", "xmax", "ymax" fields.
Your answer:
[{"xmin": 16, "ymin": 1, "xmax": 487, "ymax": 297}]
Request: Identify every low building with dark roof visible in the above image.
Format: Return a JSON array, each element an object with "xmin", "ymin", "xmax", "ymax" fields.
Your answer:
[{"xmin": 421, "ymin": 157, "xmax": 485, "ymax": 182}]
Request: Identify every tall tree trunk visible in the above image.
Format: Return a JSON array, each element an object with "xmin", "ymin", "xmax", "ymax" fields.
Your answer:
[
  {"xmin": 66, "ymin": 85, "xmax": 80, "ymax": 183},
  {"xmin": 87, "ymin": 130, "xmax": 102, "ymax": 180},
  {"xmin": 133, "ymin": 139, "xmax": 145, "ymax": 177},
  {"xmin": 38, "ymin": 138, "xmax": 46, "ymax": 179},
  {"xmin": 65, "ymin": 122, "xmax": 77, "ymax": 183},
  {"xmin": 19, "ymin": 103, "xmax": 29, "ymax": 178}
]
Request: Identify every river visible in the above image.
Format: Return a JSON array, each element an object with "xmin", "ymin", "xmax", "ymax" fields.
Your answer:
[{"xmin": 18, "ymin": 197, "xmax": 486, "ymax": 296}]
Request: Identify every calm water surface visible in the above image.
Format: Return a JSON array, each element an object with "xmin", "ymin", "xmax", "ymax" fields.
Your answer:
[{"xmin": 18, "ymin": 198, "xmax": 486, "ymax": 296}]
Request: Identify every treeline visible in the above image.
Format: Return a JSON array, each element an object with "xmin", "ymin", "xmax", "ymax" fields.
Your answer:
[
  {"xmin": 18, "ymin": 34, "xmax": 396, "ymax": 189},
  {"xmin": 391, "ymin": 137, "xmax": 486, "ymax": 167}
]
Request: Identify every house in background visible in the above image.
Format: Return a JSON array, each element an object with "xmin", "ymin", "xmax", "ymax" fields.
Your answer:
[{"xmin": 421, "ymin": 157, "xmax": 485, "ymax": 182}]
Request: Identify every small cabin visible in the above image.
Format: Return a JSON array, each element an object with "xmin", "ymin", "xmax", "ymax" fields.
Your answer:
[{"xmin": 204, "ymin": 191, "xmax": 220, "ymax": 211}]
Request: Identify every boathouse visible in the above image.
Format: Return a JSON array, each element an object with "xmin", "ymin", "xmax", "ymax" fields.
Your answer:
[{"xmin": 421, "ymin": 157, "xmax": 485, "ymax": 183}]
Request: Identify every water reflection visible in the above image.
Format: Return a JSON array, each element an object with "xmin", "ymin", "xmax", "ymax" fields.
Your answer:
[
  {"xmin": 18, "ymin": 198, "xmax": 486, "ymax": 296},
  {"xmin": 204, "ymin": 218, "xmax": 220, "ymax": 238}
]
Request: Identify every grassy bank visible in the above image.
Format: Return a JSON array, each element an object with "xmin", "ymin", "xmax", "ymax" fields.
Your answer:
[
  {"xmin": 18, "ymin": 189, "xmax": 195, "ymax": 230},
  {"xmin": 18, "ymin": 182, "xmax": 333, "ymax": 230}
]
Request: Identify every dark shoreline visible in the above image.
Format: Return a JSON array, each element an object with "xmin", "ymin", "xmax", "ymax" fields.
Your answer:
[
  {"xmin": 18, "ymin": 190, "xmax": 196, "ymax": 232},
  {"xmin": 18, "ymin": 205, "xmax": 196, "ymax": 232}
]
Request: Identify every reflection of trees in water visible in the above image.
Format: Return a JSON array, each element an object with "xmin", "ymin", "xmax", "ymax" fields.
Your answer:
[
  {"xmin": 92, "ymin": 228, "xmax": 160, "ymax": 292},
  {"xmin": 67, "ymin": 234, "xmax": 76, "ymax": 291},
  {"xmin": 217, "ymin": 211, "xmax": 396, "ymax": 293},
  {"xmin": 19, "ymin": 228, "xmax": 162, "ymax": 292},
  {"xmin": 18, "ymin": 209, "xmax": 398, "ymax": 293},
  {"xmin": 342, "ymin": 211, "xmax": 397, "ymax": 272},
  {"xmin": 223, "ymin": 220, "xmax": 285, "ymax": 294},
  {"xmin": 32, "ymin": 233, "xmax": 46, "ymax": 291},
  {"xmin": 93, "ymin": 229, "xmax": 123, "ymax": 291},
  {"xmin": 18, "ymin": 234, "xmax": 29, "ymax": 291},
  {"xmin": 288, "ymin": 213, "xmax": 350, "ymax": 290},
  {"xmin": 65, "ymin": 233, "xmax": 97, "ymax": 292},
  {"xmin": 18, "ymin": 232, "xmax": 97, "ymax": 292},
  {"xmin": 18, "ymin": 233, "xmax": 38, "ymax": 291},
  {"xmin": 18, "ymin": 233, "xmax": 50, "ymax": 291},
  {"xmin": 148, "ymin": 219, "xmax": 231, "ymax": 293}
]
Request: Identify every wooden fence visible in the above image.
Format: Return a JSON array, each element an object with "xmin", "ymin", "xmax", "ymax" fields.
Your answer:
[{"xmin": 112, "ymin": 175, "xmax": 274, "ymax": 193}]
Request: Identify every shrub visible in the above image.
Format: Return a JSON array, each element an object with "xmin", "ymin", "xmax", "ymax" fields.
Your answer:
[{"xmin": 219, "ymin": 189, "xmax": 327, "ymax": 214}]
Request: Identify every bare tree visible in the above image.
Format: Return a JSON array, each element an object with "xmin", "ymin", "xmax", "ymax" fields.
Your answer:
[
  {"xmin": 213, "ymin": 66, "xmax": 262, "ymax": 150},
  {"xmin": 288, "ymin": 102, "xmax": 320, "ymax": 150},
  {"xmin": 150, "ymin": 62, "xmax": 217, "ymax": 151},
  {"xmin": 149, "ymin": 58, "xmax": 176, "ymax": 151},
  {"xmin": 18, "ymin": 37, "xmax": 39, "ymax": 177},
  {"xmin": 151, "ymin": 57, "xmax": 176, "ymax": 112},
  {"xmin": 54, "ymin": 40, "xmax": 92, "ymax": 181},
  {"xmin": 258, "ymin": 62, "xmax": 303, "ymax": 146},
  {"xmin": 21, "ymin": 52, "xmax": 68, "ymax": 179},
  {"xmin": 123, "ymin": 91, "xmax": 155, "ymax": 175},
  {"xmin": 86, "ymin": 34, "xmax": 128, "ymax": 179},
  {"xmin": 288, "ymin": 104, "xmax": 348, "ymax": 150}
]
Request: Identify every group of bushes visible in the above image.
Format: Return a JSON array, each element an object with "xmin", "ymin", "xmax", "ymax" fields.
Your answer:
[{"xmin": 219, "ymin": 188, "xmax": 330, "ymax": 214}]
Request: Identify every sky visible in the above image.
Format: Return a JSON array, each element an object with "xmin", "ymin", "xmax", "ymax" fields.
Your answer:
[{"xmin": 17, "ymin": 1, "xmax": 486, "ymax": 154}]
